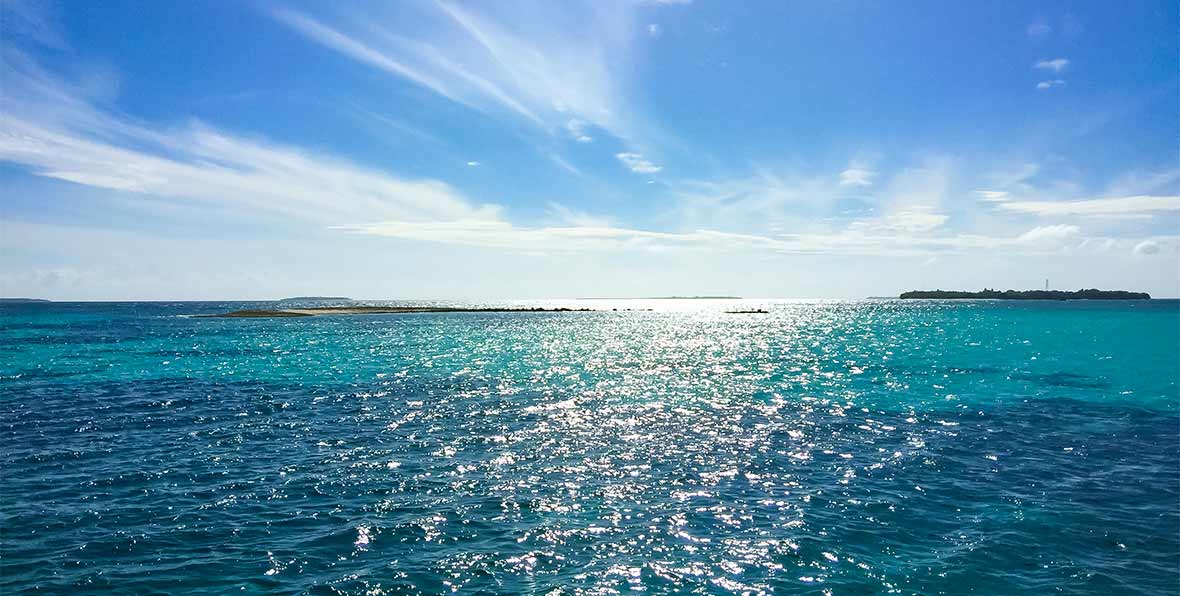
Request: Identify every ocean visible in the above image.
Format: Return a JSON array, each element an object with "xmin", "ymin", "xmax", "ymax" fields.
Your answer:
[{"xmin": 1, "ymin": 299, "xmax": 1177, "ymax": 595}]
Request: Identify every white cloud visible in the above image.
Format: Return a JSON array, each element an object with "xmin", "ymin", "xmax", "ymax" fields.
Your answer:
[
  {"xmin": 271, "ymin": 10, "xmax": 505, "ymax": 120},
  {"xmin": 973, "ymin": 190, "xmax": 1010, "ymax": 202},
  {"xmin": 0, "ymin": 56, "xmax": 499, "ymax": 225},
  {"xmin": 1036, "ymin": 79, "xmax": 1065, "ymax": 90},
  {"xmin": 999, "ymin": 195, "xmax": 1180, "ymax": 217},
  {"xmin": 670, "ymin": 170, "xmax": 839, "ymax": 232},
  {"xmin": 848, "ymin": 210, "xmax": 948, "ymax": 234},
  {"xmin": 1, "ymin": 116, "xmax": 500, "ymax": 224},
  {"xmin": 565, "ymin": 119, "xmax": 593, "ymax": 143},
  {"xmin": 272, "ymin": 3, "xmax": 641, "ymax": 142},
  {"xmin": 335, "ymin": 217, "xmax": 1144, "ymax": 258},
  {"xmin": 839, "ymin": 167, "xmax": 874, "ymax": 187},
  {"xmin": 1016, "ymin": 224, "xmax": 1081, "ymax": 247},
  {"xmin": 647, "ymin": 23, "xmax": 662, "ymax": 37},
  {"xmin": 466, "ymin": 160, "xmax": 481, "ymax": 166},
  {"xmin": 670, "ymin": 158, "xmax": 958, "ymax": 238},
  {"xmin": 616, "ymin": 152, "xmax": 662, "ymax": 174},
  {"xmin": 1034, "ymin": 58, "xmax": 1069, "ymax": 72},
  {"xmin": 1133, "ymin": 240, "xmax": 1161, "ymax": 255}
]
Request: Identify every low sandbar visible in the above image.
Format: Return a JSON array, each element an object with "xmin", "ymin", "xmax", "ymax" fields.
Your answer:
[{"xmin": 201, "ymin": 306, "xmax": 593, "ymax": 318}]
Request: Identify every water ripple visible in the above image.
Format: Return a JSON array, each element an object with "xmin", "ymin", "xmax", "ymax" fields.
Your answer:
[{"xmin": 1, "ymin": 300, "xmax": 1177, "ymax": 594}]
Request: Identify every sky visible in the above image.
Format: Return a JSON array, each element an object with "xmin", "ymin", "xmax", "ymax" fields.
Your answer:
[{"xmin": 1, "ymin": 0, "xmax": 1177, "ymax": 300}]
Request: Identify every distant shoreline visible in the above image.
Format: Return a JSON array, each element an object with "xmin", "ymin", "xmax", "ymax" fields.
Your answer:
[
  {"xmin": 201, "ymin": 306, "xmax": 594, "ymax": 318},
  {"xmin": 899, "ymin": 289, "xmax": 1150, "ymax": 300}
]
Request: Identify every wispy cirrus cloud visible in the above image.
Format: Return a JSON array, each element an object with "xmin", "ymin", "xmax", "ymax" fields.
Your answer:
[
  {"xmin": 1, "ymin": 115, "xmax": 498, "ymax": 223},
  {"xmin": 0, "ymin": 52, "xmax": 498, "ymax": 224},
  {"xmin": 0, "ymin": 0, "xmax": 69, "ymax": 50},
  {"xmin": 998, "ymin": 195, "xmax": 1180, "ymax": 218},
  {"xmin": 1036, "ymin": 79, "xmax": 1065, "ymax": 90},
  {"xmin": 336, "ymin": 216, "xmax": 1163, "ymax": 258},
  {"xmin": 271, "ymin": 2, "xmax": 647, "ymax": 144},
  {"xmin": 272, "ymin": 10, "xmax": 502, "ymax": 118},
  {"xmin": 670, "ymin": 157, "xmax": 954, "ymax": 236}
]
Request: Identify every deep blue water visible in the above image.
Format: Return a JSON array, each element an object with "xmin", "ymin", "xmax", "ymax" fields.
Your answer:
[{"xmin": 1, "ymin": 299, "xmax": 1178, "ymax": 595}]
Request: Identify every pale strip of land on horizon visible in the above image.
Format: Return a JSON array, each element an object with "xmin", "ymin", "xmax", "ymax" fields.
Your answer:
[{"xmin": 201, "ymin": 306, "xmax": 595, "ymax": 318}]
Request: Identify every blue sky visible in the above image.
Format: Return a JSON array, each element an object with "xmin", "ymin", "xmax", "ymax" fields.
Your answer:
[{"xmin": 1, "ymin": 0, "xmax": 1177, "ymax": 299}]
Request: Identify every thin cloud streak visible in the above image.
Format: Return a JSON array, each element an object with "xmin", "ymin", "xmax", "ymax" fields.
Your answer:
[
  {"xmin": 999, "ymin": 195, "xmax": 1180, "ymax": 217},
  {"xmin": 335, "ymin": 217, "xmax": 1155, "ymax": 258},
  {"xmin": 271, "ymin": 2, "xmax": 642, "ymax": 142},
  {"xmin": 0, "ymin": 115, "xmax": 497, "ymax": 223},
  {"xmin": 0, "ymin": 56, "xmax": 498, "ymax": 224},
  {"xmin": 272, "ymin": 10, "xmax": 487, "ymax": 117}
]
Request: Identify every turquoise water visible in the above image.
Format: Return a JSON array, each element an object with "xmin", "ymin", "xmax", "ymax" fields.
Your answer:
[{"xmin": 1, "ymin": 299, "xmax": 1177, "ymax": 595}]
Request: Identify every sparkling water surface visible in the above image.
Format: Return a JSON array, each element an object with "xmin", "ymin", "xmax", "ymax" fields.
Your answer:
[{"xmin": 2, "ymin": 299, "xmax": 1177, "ymax": 595}]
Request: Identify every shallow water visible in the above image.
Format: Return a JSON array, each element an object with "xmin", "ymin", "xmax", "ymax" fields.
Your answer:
[{"xmin": 2, "ymin": 299, "xmax": 1177, "ymax": 595}]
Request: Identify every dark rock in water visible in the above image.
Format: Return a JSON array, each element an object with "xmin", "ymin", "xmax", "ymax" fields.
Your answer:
[
  {"xmin": 899, "ymin": 289, "xmax": 1150, "ymax": 300},
  {"xmin": 726, "ymin": 309, "xmax": 769, "ymax": 314}
]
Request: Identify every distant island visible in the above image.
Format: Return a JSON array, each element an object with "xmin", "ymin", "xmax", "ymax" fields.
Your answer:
[
  {"xmin": 203, "ymin": 306, "xmax": 593, "ymax": 318},
  {"xmin": 899, "ymin": 289, "xmax": 1150, "ymax": 300},
  {"xmin": 0, "ymin": 298, "xmax": 51, "ymax": 303}
]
